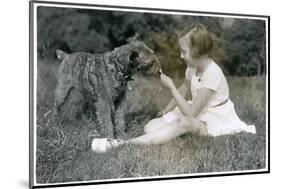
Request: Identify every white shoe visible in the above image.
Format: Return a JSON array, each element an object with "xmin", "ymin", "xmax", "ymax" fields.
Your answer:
[
  {"xmin": 91, "ymin": 138, "xmax": 123, "ymax": 153},
  {"xmin": 248, "ymin": 125, "xmax": 256, "ymax": 134},
  {"xmin": 242, "ymin": 124, "xmax": 256, "ymax": 134}
]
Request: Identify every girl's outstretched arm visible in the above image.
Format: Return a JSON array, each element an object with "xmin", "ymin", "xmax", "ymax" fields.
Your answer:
[
  {"xmin": 160, "ymin": 73, "xmax": 214, "ymax": 117},
  {"xmin": 170, "ymin": 86, "xmax": 192, "ymax": 116},
  {"xmin": 160, "ymin": 79, "xmax": 191, "ymax": 115}
]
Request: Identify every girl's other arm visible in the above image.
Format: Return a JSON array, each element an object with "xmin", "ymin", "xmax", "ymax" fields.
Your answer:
[{"xmin": 160, "ymin": 79, "xmax": 191, "ymax": 115}]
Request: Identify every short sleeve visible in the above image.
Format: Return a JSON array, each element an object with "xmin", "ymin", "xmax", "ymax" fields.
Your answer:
[
  {"xmin": 201, "ymin": 64, "xmax": 222, "ymax": 91},
  {"xmin": 185, "ymin": 67, "xmax": 192, "ymax": 81}
]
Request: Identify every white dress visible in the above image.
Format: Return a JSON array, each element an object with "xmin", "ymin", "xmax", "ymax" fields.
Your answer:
[{"xmin": 163, "ymin": 61, "xmax": 256, "ymax": 137}]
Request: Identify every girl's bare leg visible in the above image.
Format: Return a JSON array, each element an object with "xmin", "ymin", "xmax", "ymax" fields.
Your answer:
[
  {"xmin": 125, "ymin": 116, "xmax": 207, "ymax": 145},
  {"xmin": 143, "ymin": 117, "xmax": 168, "ymax": 134}
]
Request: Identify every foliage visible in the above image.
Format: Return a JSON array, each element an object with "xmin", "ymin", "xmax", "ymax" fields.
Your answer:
[
  {"xmin": 37, "ymin": 6, "xmax": 266, "ymax": 76},
  {"xmin": 223, "ymin": 19, "xmax": 266, "ymax": 76}
]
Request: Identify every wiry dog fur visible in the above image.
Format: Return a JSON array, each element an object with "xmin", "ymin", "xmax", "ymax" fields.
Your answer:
[{"xmin": 54, "ymin": 37, "xmax": 160, "ymax": 138}]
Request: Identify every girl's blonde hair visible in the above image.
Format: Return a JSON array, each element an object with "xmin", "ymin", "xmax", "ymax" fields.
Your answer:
[{"xmin": 179, "ymin": 23, "xmax": 214, "ymax": 59}]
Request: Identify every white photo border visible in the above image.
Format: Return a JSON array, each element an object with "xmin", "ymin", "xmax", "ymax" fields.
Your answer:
[{"xmin": 29, "ymin": 0, "xmax": 270, "ymax": 188}]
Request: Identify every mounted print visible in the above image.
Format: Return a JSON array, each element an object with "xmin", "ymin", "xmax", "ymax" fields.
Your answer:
[{"xmin": 29, "ymin": 0, "xmax": 270, "ymax": 188}]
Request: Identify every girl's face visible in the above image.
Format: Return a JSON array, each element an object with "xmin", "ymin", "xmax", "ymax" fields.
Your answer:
[{"xmin": 179, "ymin": 33, "xmax": 196, "ymax": 67}]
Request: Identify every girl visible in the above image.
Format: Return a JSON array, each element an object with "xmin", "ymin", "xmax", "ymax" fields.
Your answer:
[{"xmin": 91, "ymin": 23, "xmax": 256, "ymax": 153}]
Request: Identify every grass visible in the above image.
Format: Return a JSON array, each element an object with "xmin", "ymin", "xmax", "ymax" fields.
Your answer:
[{"xmin": 35, "ymin": 59, "xmax": 267, "ymax": 184}]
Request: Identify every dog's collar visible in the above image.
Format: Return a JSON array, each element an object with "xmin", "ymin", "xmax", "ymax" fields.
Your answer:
[{"xmin": 109, "ymin": 53, "xmax": 136, "ymax": 83}]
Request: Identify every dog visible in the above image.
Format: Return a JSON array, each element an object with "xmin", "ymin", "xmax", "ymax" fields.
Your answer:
[{"xmin": 54, "ymin": 36, "xmax": 160, "ymax": 138}]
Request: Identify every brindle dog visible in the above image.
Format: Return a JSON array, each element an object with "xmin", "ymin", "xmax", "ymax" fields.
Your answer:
[{"xmin": 54, "ymin": 36, "xmax": 160, "ymax": 138}]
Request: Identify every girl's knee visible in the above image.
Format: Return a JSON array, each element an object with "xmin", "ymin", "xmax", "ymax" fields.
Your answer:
[{"xmin": 144, "ymin": 118, "xmax": 166, "ymax": 134}]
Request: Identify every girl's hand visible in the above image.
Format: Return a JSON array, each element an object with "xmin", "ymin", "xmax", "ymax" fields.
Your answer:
[{"xmin": 160, "ymin": 73, "xmax": 175, "ymax": 90}]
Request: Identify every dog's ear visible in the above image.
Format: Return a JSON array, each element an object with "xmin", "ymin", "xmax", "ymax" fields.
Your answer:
[{"xmin": 56, "ymin": 49, "xmax": 68, "ymax": 60}]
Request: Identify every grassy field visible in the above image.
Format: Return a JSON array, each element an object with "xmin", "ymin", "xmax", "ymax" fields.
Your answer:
[{"xmin": 35, "ymin": 60, "xmax": 267, "ymax": 184}]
